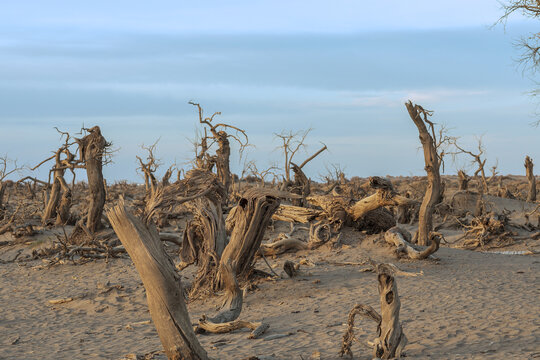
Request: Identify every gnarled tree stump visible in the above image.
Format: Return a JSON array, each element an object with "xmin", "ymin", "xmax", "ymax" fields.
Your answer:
[{"xmin": 340, "ymin": 268, "xmax": 407, "ymax": 359}]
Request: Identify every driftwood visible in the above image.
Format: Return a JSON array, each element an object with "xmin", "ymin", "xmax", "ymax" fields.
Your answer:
[
  {"xmin": 272, "ymin": 204, "xmax": 321, "ymax": 223},
  {"xmin": 196, "ymin": 317, "xmax": 269, "ymax": 339},
  {"xmin": 259, "ymin": 220, "xmax": 337, "ymax": 256},
  {"xmin": 384, "ymin": 226, "xmax": 440, "ymax": 260},
  {"xmin": 405, "ymin": 101, "xmax": 443, "ymax": 246},
  {"xmin": 340, "ymin": 267, "xmax": 407, "ymax": 359},
  {"xmin": 106, "ymin": 202, "xmax": 208, "ymax": 360},
  {"xmin": 348, "ymin": 177, "xmax": 415, "ymax": 222},
  {"xmin": 525, "ymin": 156, "xmax": 536, "ymax": 202}
]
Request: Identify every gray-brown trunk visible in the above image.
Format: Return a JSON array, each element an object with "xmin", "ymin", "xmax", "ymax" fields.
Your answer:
[{"xmin": 106, "ymin": 202, "xmax": 208, "ymax": 360}]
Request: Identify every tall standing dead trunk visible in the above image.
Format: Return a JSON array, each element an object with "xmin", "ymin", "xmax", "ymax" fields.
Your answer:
[
  {"xmin": 215, "ymin": 131, "xmax": 231, "ymax": 197},
  {"xmin": 525, "ymin": 155, "xmax": 536, "ymax": 202},
  {"xmin": 107, "ymin": 202, "xmax": 208, "ymax": 360},
  {"xmin": 77, "ymin": 126, "xmax": 108, "ymax": 233},
  {"xmin": 216, "ymin": 188, "xmax": 280, "ymax": 286},
  {"xmin": 405, "ymin": 101, "xmax": 442, "ymax": 246}
]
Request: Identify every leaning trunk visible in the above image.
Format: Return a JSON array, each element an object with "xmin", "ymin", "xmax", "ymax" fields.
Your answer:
[{"xmin": 107, "ymin": 202, "xmax": 208, "ymax": 360}]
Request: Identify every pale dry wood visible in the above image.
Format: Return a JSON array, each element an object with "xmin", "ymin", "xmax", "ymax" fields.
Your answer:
[
  {"xmin": 384, "ymin": 226, "xmax": 440, "ymax": 260},
  {"xmin": 348, "ymin": 177, "xmax": 415, "ymax": 221},
  {"xmin": 525, "ymin": 155, "xmax": 536, "ymax": 202},
  {"xmin": 217, "ymin": 187, "xmax": 281, "ymax": 284},
  {"xmin": 405, "ymin": 100, "xmax": 443, "ymax": 246},
  {"xmin": 106, "ymin": 202, "xmax": 208, "ymax": 360},
  {"xmin": 272, "ymin": 204, "xmax": 321, "ymax": 223},
  {"xmin": 196, "ymin": 316, "xmax": 269, "ymax": 339},
  {"xmin": 340, "ymin": 269, "xmax": 407, "ymax": 359}
]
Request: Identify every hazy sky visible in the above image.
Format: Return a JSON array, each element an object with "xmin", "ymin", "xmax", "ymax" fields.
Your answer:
[{"xmin": 0, "ymin": 1, "xmax": 538, "ymax": 182}]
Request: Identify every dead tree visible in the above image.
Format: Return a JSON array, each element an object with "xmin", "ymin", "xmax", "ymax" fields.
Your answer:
[
  {"xmin": 246, "ymin": 161, "xmax": 279, "ymax": 187},
  {"xmin": 32, "ymin": 130, "xmax": 78, "ymax": 225},
  {"xmin": 348, "ymin": 177, "xmax": 416, "ymax": 223},
  {"xmin": 340, "ymin": 266, "xmax": 407, "ymax": 359},
  {"xmin": 458, "ymin": 170, "xmax": 470, "ymax": 191},
  {"xmin": 136, "ymin": 140, "xmax": 161, "ymax": 200},
  {"xmin": 384, "ymin": 226, "xmax": 440, "ymax": 260},
  {"xmin": 217, "ymin": 188, "xmax": 281, "ymax": 285},
  {"xmin": 405, "ymin": 101, "xmax": 446, "ymax": 246},
  {"xmin": 290, "ymin": 163, "xmax": 310, "ymax": 207},
  {"xmin": 0, "ymin": 156, "xmax": 21, "ymax": 209},
  {"xmin": 450, "ymin": 137, "xmax": 489, "ymax": 194},
  {"xmin": 189, "ymin": 102, "xmax": 248, "ymax": 199},
  {"xmin": 107, "ymin": 201, "xmax": 209, "ymax": 360},
  {"xmin": 75, "ymin": 126, "xmax": 110, "ymax": 233},
  {"xmin": 525, "ymin": 155, "xmax": 536, "ymax": 202}
]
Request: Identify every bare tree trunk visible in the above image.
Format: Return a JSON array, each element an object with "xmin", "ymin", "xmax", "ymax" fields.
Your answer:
[
  {"xmin": 43, "ymin": 176, "xmax": 62, "ymax": 222},
  {"xmin": 107, "ymin": 202, "xmax": 208, "ymax": 360},
  {"xmin": 215, "ymin": 131, "xmax": 231, "ymax": 199},
  {"xmin": 0, "ymin": 182, "xmax": 5, "ymax": 209},
  {"xmin": 181, "ymin": 197, "xmax": 228, "ymax": 296},
  {"xmin": 458, "ymin": 170, "xmax": 469, "ymax": 191},
  {"xmin": 405, "ymin": 101, "xmax": 442, "ymax": 246},
  {"xmin": 340, "ymin": 268, "xmax": 406, "ymax": 359},
  {"xmin": 290, "ymin": 163, "xmax": 310, "ymax": 207},
  {"xmin": 525, "ymin": 156, "xmax": 536, "ymax": 202},
  {"xmin": 55, "ymin": 176, "xmax": 72, "ymax": 225},
  {"xmin": 216, "ymin": 188, "xmax": 280, "ymax": 285},
  {"xmin": 78, "ymin": 126, "xmax": 107, "ymax": 233}
]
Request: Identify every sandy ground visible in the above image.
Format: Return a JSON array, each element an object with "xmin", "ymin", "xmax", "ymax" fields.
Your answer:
[{"xmin": 1, "ymin": 224, "xmax": 539, "ymax": 360}]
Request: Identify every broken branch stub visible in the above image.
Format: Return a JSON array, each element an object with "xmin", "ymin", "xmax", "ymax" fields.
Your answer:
[{"xmin": 106, "ymin": 202, "xmax": 208, "ymax": 360}]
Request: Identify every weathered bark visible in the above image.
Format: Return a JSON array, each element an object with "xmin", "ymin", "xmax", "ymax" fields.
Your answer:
[
  {"xmin": 290, "ymin": 163, "xmax": 310, "ymax": 207},
  {"xmin": 106, "ymin": 202, "xmax": 208, "ymax": 360},
  {"xmin": 77, "ymin": 126, "xmax": 107, "ymax": 233},
  {"xmin": 55, "ymin": 176, "xmax": 72, "ymax": 225},
  {"xmin": 458, "ymin": 170, "xmax": 469, "ymax": 191},
  {"xmin": 348, "ymin": 177, "xmax": 415, "ymax": 221},
  {"xmin": 182, "ymin": 197, "xmax": 228, "ymax": 296},
  {"xmin": 384, "ymin": 226, "xmax": 439, "ymax": 260},
  {"xmin": 406, "ymin": 101, "xmax": 442, "ymax": 246},
  {"xmin": 42, "ymin": 151, "xmax": 65, "ymax": 223},
  {"xmin": 0, "ymin": 182, "xmax": 5, "ymax": 209},
  {"xmin": 215, "ymin": 130, "xmax": 232, "ymax": 197},
  {"xmin": 272, "ymin": 204, "xmax": 321, "ymax": 224},
  {"xmin": 525, "ymin": 156, "xmax": 536, "ymax": 202},
  {"xmin": 216, "ymin": 188, "xmax": 280, "ymax": 285},
  {"xmin": 340, "ymin": 269, "xmax": 407, "ymax": 359}
]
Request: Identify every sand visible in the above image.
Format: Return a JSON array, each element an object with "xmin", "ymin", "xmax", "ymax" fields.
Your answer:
[{"xmin": 1, "ymin": 224, "xmax": 539, "ymax": 360}]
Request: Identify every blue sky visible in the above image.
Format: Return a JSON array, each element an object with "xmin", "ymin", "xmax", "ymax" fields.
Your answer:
[{"xmin": 0, "ymin": 1, "xmax": 538, "ymax": 182}]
